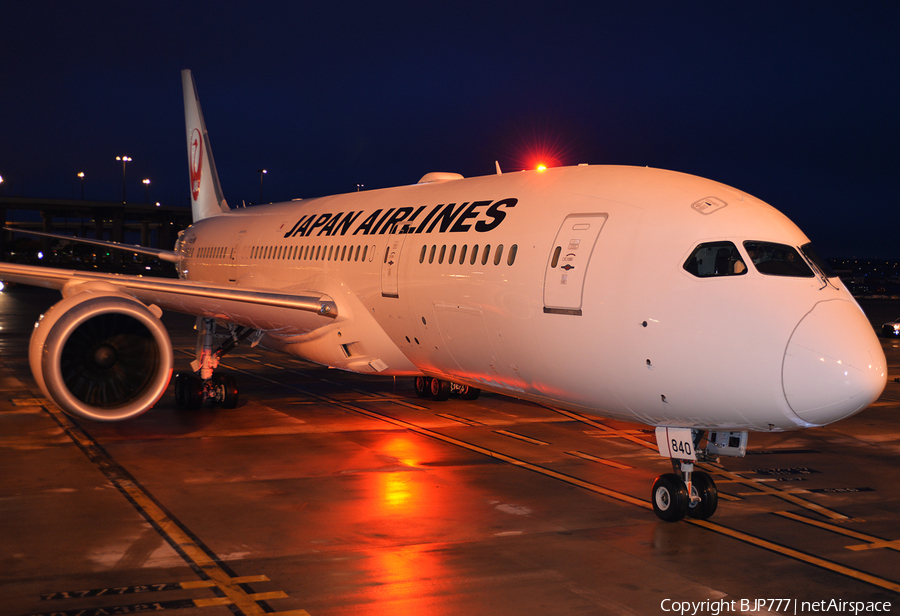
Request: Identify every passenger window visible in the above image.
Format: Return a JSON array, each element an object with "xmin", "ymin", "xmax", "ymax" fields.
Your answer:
[
  {"xmin": 459, "ymin": 245, "xmax": 467, "ymax": 264},
  {"xmin": 470, "ymin": 245, "xmax": 479, "ymax": 265},
  {"xmin": 482, "ymin": 244, "xmax": 491, "ymax": 266},
  {"xmin": 494, "ymin": 244, "xmax": 504, "ymax": 266},
  {"xmin": 507, "ymin": 244, "xmax": 517, "ymax": 266},
  {"xmin": 743, "ymin": 241, "xmax": 814, "ymax": 277},
  {"xmin": 419, "ymin": 245, "xmax": 426, "ymax": 263},
  {"xmin": 683, "ymin": 242, "xmax": 747, "ymax": 277}
]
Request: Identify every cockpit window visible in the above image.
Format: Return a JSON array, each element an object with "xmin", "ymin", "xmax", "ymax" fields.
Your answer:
[
  {"xmin": 800, "ymin": 242, "xmax": 837, "ymax": 278},
  {"xmin": 743, "ymin": 241, "xmax": 814, "ymax": 277},
  {"xmin": 683, "ymin": 242, "xmax": 747, "ymax": 277}
]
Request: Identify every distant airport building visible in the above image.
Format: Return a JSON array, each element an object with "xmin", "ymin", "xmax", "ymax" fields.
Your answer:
[{"xmin": 0, "ymin": 197, "xmax": 192, "ymax": 272}]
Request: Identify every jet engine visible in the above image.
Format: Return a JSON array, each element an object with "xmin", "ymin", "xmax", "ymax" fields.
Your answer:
[{"xmin": 29, "ymin": 283, "xmax": 174, "ymax": 421}]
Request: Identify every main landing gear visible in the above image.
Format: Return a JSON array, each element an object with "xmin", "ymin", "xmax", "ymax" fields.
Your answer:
[
  {"xmin": 650, "ymin": 427, "xmax": 748, "ymax": 522},
  {"xmin": 174, "ymin": 318, "xmax": 259, "ymax": 411},
  {"xmin": 414, "ymin": 376, "xmax": 481, "ymax": 401}
]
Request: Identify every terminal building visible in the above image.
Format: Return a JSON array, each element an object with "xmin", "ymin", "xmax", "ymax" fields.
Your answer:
[{"xmin": 0, "ymin": 197, "xmax": 192, "ymax": 274}]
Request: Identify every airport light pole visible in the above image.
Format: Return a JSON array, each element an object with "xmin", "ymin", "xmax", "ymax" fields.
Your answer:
[
  {"xmin": 116, "ymin": 156, "xmax": 132, "ymax": 203},
  {"xmin": 257, "ymin": 169, "xmax": 267, "ymax": 205},
  {"xmin": 77, "ymin": 172, "xmax": 85, "ymax": 200},
  {"xmin": 143, "ymin": 179, "xmax": 151, "ymax": 204}
]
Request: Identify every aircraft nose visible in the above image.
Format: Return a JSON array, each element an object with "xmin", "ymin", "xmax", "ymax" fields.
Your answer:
[{"xmin": 783, "ymin": 299, "xmax": 886, "ymax": 426}]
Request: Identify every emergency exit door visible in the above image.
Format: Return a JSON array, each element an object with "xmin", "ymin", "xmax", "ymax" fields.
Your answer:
[{"xmin": 543, "ymin": 213, "xmax": 607, "ymax": 315}]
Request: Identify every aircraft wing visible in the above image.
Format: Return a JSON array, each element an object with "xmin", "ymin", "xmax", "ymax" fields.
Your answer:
[{"xmin": 0, "ymin": 262, "xmax": 337, "ymax": 334}]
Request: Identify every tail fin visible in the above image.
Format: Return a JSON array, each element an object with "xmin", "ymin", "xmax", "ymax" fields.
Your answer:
[{"xmin": 182, "ymin": 70, "xmax": 230, "ymax": 221}]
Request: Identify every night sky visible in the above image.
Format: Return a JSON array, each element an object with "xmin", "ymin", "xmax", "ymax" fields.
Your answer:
[{"xmin": 1, "ymin": 2, "xmax": 898, "ymax": 257}]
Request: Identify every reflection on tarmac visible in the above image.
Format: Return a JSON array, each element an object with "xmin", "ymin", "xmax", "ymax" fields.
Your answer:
[{"xmin": 2, "ymin": 287, "xmax": 900, "ymax": 615}]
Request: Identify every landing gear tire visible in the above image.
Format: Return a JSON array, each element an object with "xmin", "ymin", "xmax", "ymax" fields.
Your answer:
[
  {"xmin": 686, "ymin": 471, "xmax": 718, "ymax": 520},
  {"xmin": 651, "ymin": 473, "xmax": 689, "ymax": 522},
  {"xmin": 429, "ymin": 378, "xmax": 451, "ymax": 401},
  {"xmin": 214, "ymin": 372, "xmax": 239, "ymax": 409},
  {"xmin": 174, "ymin": 371, "xmax": 203, "ymax": 410},
  {"xmin": 414, "ymin": 376, "xmax": 431, "ymax": 398},
  {"xmin": 457, "ymin": 384, "xmax": 481, "ymax": 400}
]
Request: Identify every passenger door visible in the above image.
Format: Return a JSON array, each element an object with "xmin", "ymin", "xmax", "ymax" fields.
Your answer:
[
  {"xmin": 543, "ymin": 213, "xmax": 608, "ymax": 315},
  {"xmin": 381, "ymin": 232, "xmax": 406, "ymax": 298},
  {"xmin": 228, "ymin": 229, "xmax": 247, "ymax": 283}
]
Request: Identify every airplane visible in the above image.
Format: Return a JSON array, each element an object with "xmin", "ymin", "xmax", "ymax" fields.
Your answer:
[{"xmin": 0, "ymin": 70, "xmax": 887, "ymax": 523}]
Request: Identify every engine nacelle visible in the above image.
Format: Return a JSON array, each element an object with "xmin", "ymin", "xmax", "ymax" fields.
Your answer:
[{"xmin": 29, "ymin": 286, "xmax": 174, "ymax": 421}]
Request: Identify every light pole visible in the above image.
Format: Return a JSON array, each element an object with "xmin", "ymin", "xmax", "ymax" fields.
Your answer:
[
  {"xmin": 257, "ymin": 169, "xmax": 267, "ymax": 205},
  {"xmin": 77, "ymin": 172, "xmax": 85, "ymax": 200},
  {"xmin": 116, "ymin": 156, "xmax": 132, "ymax": 202},
  {"xmin": 143, "ymin": 179, "xmax": 151, "ymax": 204}
]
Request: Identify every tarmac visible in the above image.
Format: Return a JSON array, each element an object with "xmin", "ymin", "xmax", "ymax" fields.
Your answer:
[{"xmin": 1, "ymin": 286, "xmax": 899, "ymax": 615}]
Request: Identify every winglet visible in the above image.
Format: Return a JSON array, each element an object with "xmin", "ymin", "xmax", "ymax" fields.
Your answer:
[
  {"xmin": 495, "ymin": 160, "xmax": 502, "ymax": 175},
  {"xmin": 182, "ymin": 70, "xmax": 230, "ymax": 221}
]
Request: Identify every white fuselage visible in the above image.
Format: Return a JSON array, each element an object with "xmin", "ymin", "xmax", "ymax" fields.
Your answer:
[{"xmin": 175, "ymin": 165, "xmax": 886, "ymax": 433}]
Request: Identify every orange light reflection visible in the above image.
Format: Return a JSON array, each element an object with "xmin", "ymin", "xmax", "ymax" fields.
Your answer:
[
  {"xmin": 361, "ymin": 545, "xmax": 443, "ymax": 616},
  {"xmin": 376, "ymin": 436, "xmax": 425, "ymax": 516},
  {"xmin": 357, "ymin": 436, "xmax": 444, "ymax": 616}
]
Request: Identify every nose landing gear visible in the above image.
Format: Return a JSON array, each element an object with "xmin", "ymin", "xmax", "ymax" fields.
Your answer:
[
  {"xmin": 651, "ymin": 465, "xmax": 719, "ymax": 522},
  {"xmin": 651, "ymin": 427, "xmax": 746, "ymax": 522}
]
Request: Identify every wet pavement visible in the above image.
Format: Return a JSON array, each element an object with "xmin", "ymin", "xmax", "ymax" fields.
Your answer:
[{"xmin": 1, "ymin": 286, "xmax": 899, "ymax": 615}]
